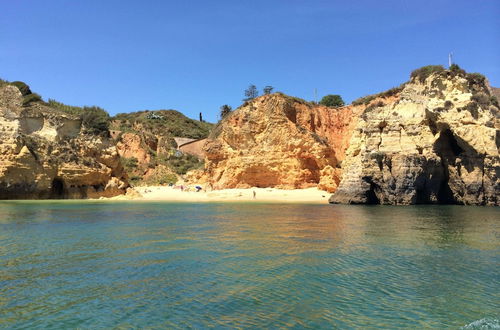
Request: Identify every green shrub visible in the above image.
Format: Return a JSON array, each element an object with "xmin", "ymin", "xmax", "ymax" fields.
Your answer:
[
  {"xmin": 491, "ymin": 96, "xmax": 499, "ymax": 108},
  {"xmin": 156, "ymin": 153, "xmax": 203, "ymax": 175},
  {"xmin": 121, "ymin": 157, "xmax": 139, "ymax": 170},
  {"xmin": 466, "ymin": 101, "xmax": 479, "ymax": 119},
  {"xmin": 156, "ymin": 173, "xmax": 177, "ymax": 185},
  {"xmin": 352, "ymin": 84, "xmax": 405, "ymax": 106},
  {"xmin": 410, "ymin": 65, "xmax": 445, "ymax": 82},
  {"xmin": 380, "ymin": 85, "xmax": 405, "ymax": 98},
  {"xmin": 220, "ymin": 105, "xmax": 232, "ymax": 119},
  {"xmin": 449, "ymin": 64, "xmax": 466, "ymax": 76},
  {"xmin": 466, "ymin": 73, "xmax": 486, "ymax": 86},
  {"xmin": 471, "ymin": 92, "xmax": 490, "ymax": 107},
  {"xmin": 10, "ymin": 81, "xmax": 32, "ymax": 96},
  {"xmin": 47, "ymin": 99, "xmax": 111, "ymax": 135},
  {"xmin": 22, "ymin": 93, "xmax": 42, "ymax": 105},
  {"xmin": 319, "ymin": 94, "xmax": 345, "ymax": 108},
  {"xmin": 111, "ymin": 110, "xmax": 213, "ymax": 140},
  {"xmin": 81, "ymin": 106, "xmax": 110, "ymax": 134},
  {"xmin": 243, "ymin": 84, "xmax": 258, "ymax": 101},
  {"xmin": 47, "ymin": 99, "xmax": 84, "ymax": 115},
  {"xmin": 352, "ymin": 95, "xmax": 376, "ymax": 106},
  {"xmin": 129, "ymin": 175, "xmax": 142, "ymax": 186},
  {"xmin": 444, "ymin": 100, "xmax": 454, "ymax": 109}
]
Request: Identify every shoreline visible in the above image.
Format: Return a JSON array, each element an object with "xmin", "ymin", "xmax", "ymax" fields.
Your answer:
[{"xmin": 114, "ymin": 186, "xmax": 332, "ymax": 204}]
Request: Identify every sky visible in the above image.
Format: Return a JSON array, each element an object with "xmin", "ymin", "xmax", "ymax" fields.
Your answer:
[{"xmin": 1, "ymin": 0, "xmax": 499, "ymax": 123}]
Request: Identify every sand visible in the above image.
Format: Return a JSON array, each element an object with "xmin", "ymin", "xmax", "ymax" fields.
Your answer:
[{"xmin": 113, "ymin": 186, "xmax": 332, "ymax": 204}]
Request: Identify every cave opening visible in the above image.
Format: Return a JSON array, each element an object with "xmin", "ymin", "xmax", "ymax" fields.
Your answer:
[
  {"xmin": 365, "ymin": 182, "xmax": 381, "ymax": 204},
  {"xmin": 50, "ymin": 178, "xmax": 66, "ymax": 199},
  {"xmin": 434, "ymin": 129, "xmax": 463, "ymax": 161},
  {"xmin": 433, "ymin": 129, "xmax": 463, "ymax": 204},
  {"xmin": 415, "ymin": 189, "xmax": 428, "ymax": 204}
]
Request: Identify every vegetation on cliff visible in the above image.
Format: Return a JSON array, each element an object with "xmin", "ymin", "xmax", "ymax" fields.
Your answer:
[
  {"xmin": 110, "ymin": 110, "xmax": 211, "ymax": 186},
  {"xmin": 351, "ymin": 64, "xmax": 498, "ymax": 109},
  {"xmin": 1, "ymin": 79, "xmax": 111, "ymax": 135},
  {"xmin": 1, "ymin": 78, "xmax": 212, "ymax": 191},
  {"xmin": 0, "ymin": 80, "xmax": 128, "ymax": 199},
  {"xmin": 112, "ymin": 110, "xmax": 212, "ymax": 140},
  {"xmin": 319, "ymin": 94, "xmax": 344, "ymax": 108},
  {"xmin": 331, "ymin": 64, "xmax": 499, "ymax": 205},
  {"xmin": 2, "ymin": 63, "xmax": 498, "ymax": 203}
]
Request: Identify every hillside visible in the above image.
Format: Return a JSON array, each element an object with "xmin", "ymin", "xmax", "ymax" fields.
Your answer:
[
  {"xmin": 0, "ymin": 80, "xmax": 127, "ymax": 199},
  {"xmin": 0, "ymin": 78, "xmax": 214, "ymax": 197},
  {"xmin": 110, "ymin": 110, "xmax": 214, "ymax": 186},
  {"xmin": 112, "ymin": 110, "xmax": 213, "ymax": 139}
]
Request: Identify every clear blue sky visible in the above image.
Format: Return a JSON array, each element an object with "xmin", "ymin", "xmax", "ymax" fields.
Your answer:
[{"xmin": 1, "ymin": 0, "xmax": 499, "ymax": 122}]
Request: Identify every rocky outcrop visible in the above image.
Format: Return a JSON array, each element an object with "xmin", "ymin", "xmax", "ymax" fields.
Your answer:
[
  {"xmin": 330, "ymin": 70, "xmax": 499, "ymax": 205},
  {"xmin": 201, "ymin": 94, "xmax": 359, "ymax": 191},
  {"xmin": 110, "ymin": 110, "xmax": 211, "ymax": 184},
  {"xmin": 0, "ymin": 85, "xmax": 128, "ymax": 199}
]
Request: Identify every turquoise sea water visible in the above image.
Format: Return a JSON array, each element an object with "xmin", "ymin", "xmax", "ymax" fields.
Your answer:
[{"xmin": 0, "ymin": 202, "xmax": 498, "ymax": 329}]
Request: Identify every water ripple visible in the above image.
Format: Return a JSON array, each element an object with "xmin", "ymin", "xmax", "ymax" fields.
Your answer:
[{"xmin": 0, "ymin": 202, "xmax": 498, "ymax": 328}]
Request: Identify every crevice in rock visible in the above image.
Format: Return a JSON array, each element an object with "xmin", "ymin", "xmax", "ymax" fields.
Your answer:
[
  {"xmin": 50, "ymin": 177, "xmax": 66, "ymax": 199},
  {"xmin": 481, "ymin": 156, "xmax": 486, "ymax": 205},
  {"xmin": 377, "ymin": 124, "xmax": 384, "ymax": 151},
  {"xmin": 386, "ymin": 156, "xmax": 392, "ymax": 174},
  {"xmin": 363, "ymin": 177, "xmax": 381, "ymax": 204},
  {"xmin": 433, "ymin": 129, "xmax": 463, "ymax": 204},
  {"xmin": 425, "ymin": 109, "xmax": 439, "ymax": 135},
  {"xmin": 415, "ymin": 188, "xmax": 427, "ymax": 204}
]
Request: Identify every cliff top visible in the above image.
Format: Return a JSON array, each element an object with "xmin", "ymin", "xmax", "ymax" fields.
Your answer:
[{"xmin": 111, "ymin": 110, "xmax": 213, "ymax": 140}]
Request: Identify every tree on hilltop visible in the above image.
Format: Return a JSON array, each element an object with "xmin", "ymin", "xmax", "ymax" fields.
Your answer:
[
  {"xmin": 320, "ymin": 94, "xmax": 345, "ymax": 108},
  {"xmin": 243, "ymin": 84, "xmax": 258, "ymax": 101},
  {"xmin": 263, "ymin": 86, "xmax": 274, "ymax": 95},
  {"xmin": 220, "ymin": 104, "xmax": 232, "ymax": 119}
]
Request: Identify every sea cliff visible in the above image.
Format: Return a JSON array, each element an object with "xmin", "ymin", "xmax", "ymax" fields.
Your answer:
[
  {"xmin": 0, "ymin": 83, "xmax": 127, "ymax": 199},
  {"xmin": 200, "ymin": 93, "xmax": 359, "ymax": 191},
  {"xmin": 330, "ymin": 68, "xmax": 499, "ymax": 205},
  {"xmin": 1, "ymin": 66, "xmax": 498, "ymax": 204},
  {"xmin": 200, "ymin": 67, "xmax": 499, "ymax": 205}
]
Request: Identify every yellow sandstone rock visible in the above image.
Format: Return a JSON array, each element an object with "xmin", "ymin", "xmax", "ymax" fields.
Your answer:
[{"xmin": 0, "ymin": 84, "xmax": 127, "ymax": 199}]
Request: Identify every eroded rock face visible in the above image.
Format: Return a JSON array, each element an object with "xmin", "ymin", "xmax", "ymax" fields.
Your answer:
[
  {"xmin": 0, "ymin": 85, "xmax": 128, "ymax": 199},
  {"xmin": 201, "ymin": 94, "xmax": 359, "ymax": 191},
  {"xmin": 330, "ymin": 72, "xmax": 499, "ymax": 205}
]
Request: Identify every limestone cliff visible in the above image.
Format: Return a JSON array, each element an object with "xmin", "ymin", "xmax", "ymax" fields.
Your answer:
[
  {"xmin": 201, "ymin": 94, "xmax": 359, "ymax": 191},
  {"xmin": 0, "ymin": 84, "xmax": 127, "ymax": 199},
  {"xmin": 330, "ymin": 68, "xmax": 499, "ymax": 205}
]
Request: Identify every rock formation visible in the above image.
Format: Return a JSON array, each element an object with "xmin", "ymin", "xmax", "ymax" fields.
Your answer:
[
  {"xmin": 2, "ymin": 66, "xmax": 497, "ymax": 205},
  {"xmin": 0, "ymin": 84, "xmax": 127, "ymax": 199},
  {"xmin": 109, "ymin": 110, "xmax": 211, "ymax": 184},
  {"xmin": 330, "ymin": 69, "xmax": 499, "ymax": 205},
  {"xmin": 201, "ymin": 93, "xmax": 359, "ymax": 191}
]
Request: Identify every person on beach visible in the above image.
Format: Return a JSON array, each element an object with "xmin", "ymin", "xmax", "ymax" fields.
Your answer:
[{"xmin": 253, "ymin": 190, "xmax": 256, "ymax": 199}]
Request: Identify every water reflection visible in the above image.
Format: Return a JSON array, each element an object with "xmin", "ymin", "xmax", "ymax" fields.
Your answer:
[{"xmin": 0, "ymin": 202, "xmax": 498, "ymax": 328}]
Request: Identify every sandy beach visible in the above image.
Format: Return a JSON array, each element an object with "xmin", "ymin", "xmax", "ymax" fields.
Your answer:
[{"xmin": 115, "ymin": 186, "xmax": 332, "ymax": 204}]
